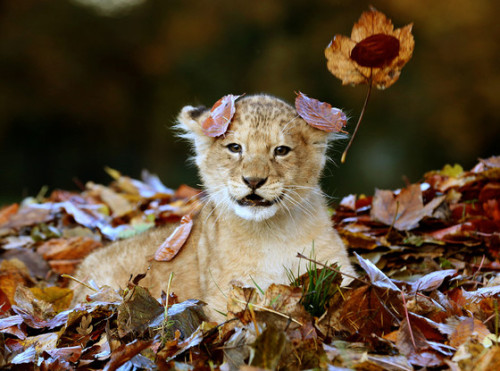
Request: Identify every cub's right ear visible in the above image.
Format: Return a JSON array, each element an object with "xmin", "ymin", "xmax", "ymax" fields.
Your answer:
[{"xmin": 176, "ymin": 105, "xmax": 210, "ymax": 137}]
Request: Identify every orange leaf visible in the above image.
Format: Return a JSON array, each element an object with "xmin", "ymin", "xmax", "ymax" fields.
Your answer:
[
  {"xmin": 0, "ymin": 203, "xmax": 19, "ymax": 226},
  {"xmin": 37, "ymin": 236, "xmax": 102, "ymax": 261},
  {"xmin": 201, "ymin": 94, "xmax": 241, "ymax": 137},
  {"xmin": 295, "ymin": 92, "xmax": 347, "ymax": 133},
  {"xmin": 325, "ymin": 8, "xmax": 414, "ymax": 89},
  {"xmin": 154, "ymin": 215, "xmax": 193, "ymax": 262}
]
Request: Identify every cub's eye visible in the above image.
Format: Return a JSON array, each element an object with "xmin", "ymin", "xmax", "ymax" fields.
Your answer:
[
  {"xmin": 227, "ymin": 143, "xmax": 242, "ymax": 153},
  {"xmin": 274, "ymin": 146, "xmax": 291, "ymax": 157}
]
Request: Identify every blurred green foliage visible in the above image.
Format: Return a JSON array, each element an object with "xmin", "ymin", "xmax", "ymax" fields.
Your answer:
[{"xmin": 1, "ymin": 0, "xmax": 498, "ymax": 205}]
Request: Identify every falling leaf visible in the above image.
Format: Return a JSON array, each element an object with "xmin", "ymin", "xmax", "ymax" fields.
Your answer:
[
  {"xmin": 294, "ymin": 92, "xmax": 347, "ymax": 133},
  {"xmin": 325, "ymin": 8, "xmax": 414, "ymax": 89},
  {"xmin": 371, "ymin": 184, "xmax": 446, "ymax": 231},
  {"xmin": 154, "ymin": 214, "xmax": 193, "ymax": 262},
  {"xmin": 201, "ymin": 94, "xmax": 241, "ymax": 137}
]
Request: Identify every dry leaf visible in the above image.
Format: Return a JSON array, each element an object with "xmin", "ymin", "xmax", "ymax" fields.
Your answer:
[
  {"xmin": 0, "ymin": 259, "xmax": 34, "ymax": 306},
  {"xmin": 154, "ymin": 214, "xmax": 193, "ymax": 262},
  {"xmin": 0, "ymin": 203, "xmax": 19, "ymax": 226},
  {"xmin": 370, "ymin": 184, "xmax": 445, "ymax": 231},
  {"xmin": 30, "ymin": 287, "xmax": 73, "ymax": 313},
  {"xmin": 294, "ymin": 92, "xmax": 347, "ymax": 133},
  {"xmin": 325, "ymin": 8, "xmax": 414, "ymax": 88},
  {"xmin": 449, "ymin": 318, "xmax": 491, "ymax": 348},
  {"xmin": 37, "ymin": 236, "xmax": 102, "ymax": 261},
  {"xmin": 410, "ymin": 269, "xmax": 457, "ymax": 293},
  {"xmin": 201, "ymin": 94, "xmax": 241, "ymax": 137}
]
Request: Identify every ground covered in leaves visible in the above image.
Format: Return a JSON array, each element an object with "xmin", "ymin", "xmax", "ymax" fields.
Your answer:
[{"xmin": 0, "ymin": 157, "xmax": 499, "ymax": 370}]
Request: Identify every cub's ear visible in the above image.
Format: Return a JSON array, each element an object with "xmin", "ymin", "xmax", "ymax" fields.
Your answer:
[
  {"xmin": 175, "ymin": 105, "xmax": 215, "ymax": 157},
  {"xmin": 176, "ymin": 105, "xmax": 210, "ymax": 137}
]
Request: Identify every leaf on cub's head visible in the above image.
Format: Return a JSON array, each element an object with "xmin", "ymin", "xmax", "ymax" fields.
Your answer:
[
  {"xmin": 201, "ymin": 94, "xmax": 242, "ymax": 137},
  {"xmin": 324, "ymin": 8, "xmax": 414, "ymax": 89},
  {"xmin": 154, "ymin": 214, "xmax": 193, "ymax": 262},
  {"xmin": 295, "ymin": 92, "xmax": 347, "ymax": 133}
]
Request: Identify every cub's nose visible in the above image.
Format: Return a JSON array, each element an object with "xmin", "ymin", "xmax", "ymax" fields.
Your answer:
[{"xmin": 242, "ymin": 176, "xmax": 267, "ymax": 190}]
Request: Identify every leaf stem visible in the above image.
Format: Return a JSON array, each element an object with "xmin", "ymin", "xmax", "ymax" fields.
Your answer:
[{"xmin": 341, "ymin": 75, "xmax": 373, "ymax": 163}]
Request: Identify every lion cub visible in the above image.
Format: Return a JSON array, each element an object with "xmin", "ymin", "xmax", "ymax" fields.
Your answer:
[{"xmin": 73, "ymin": 95, "xmax": 356, "ymax": 316}]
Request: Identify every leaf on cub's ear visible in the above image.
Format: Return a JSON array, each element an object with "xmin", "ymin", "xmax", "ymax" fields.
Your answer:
[
  {"xmin": 201, "ymin": 94, "xmax": 242, "ymax": 137},
  {"xmin": 295, "ymin": 92, "xmax": 347, "ymax": 133},
  {"xmin": 154, "ymin": 215, "xmax": 193, "ymax": 262}
]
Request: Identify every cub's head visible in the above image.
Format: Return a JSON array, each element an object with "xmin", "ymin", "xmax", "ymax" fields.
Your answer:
[{"xmin": 177, "ymin": 95, "xmax": 339, "ymax": 222}]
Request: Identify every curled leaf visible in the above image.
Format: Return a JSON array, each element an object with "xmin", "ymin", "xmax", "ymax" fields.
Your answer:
[
  {"xmin": 295, "ymin": 92, "xmax": 347, "ymax": 133},
  {"xmin": 201, "ymin": 94, "xmax": 241, "ymax": 137},
  {"xmin": 325, "ymin": 8, "xmax": 414, "ymax": 89},
  {"xmin": 154, "ymin": 215, "xmax": 193, "ymax": 262}
]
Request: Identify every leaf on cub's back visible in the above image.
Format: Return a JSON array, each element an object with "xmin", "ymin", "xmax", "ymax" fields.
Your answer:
[
  {"xmin": 201, "ymin": 94, "xmax": 241, "ymax": 137},
  {"xmin": 295, "ymin": 92, "xmax": 347, "ymax": 133},
  {"xmin": 154, "ymin": 215, "xmax": 193, "ymax": 262}
]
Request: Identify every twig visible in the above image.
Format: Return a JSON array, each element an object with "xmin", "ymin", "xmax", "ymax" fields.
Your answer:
[
  {"xmin": 385, "ymin": 200, "xmax": 400, "ymax": 239},
  {"xmin": 472, "ymin": 254, "xmax": 485, "ymax": 290},
  {"xmin": 161, "ymin": 272, "xmax": 174, "ymax": 341},
  {"xmin": 401, "ymin": 289, "xmax": 417, "ymax": 349},
  {"xmin": 341, "ymin": 75, "xmax": 373, "ymax": 163},
  {"xmin": 61, "ymin": 274, "xmax": 98, "ymax": 292}
]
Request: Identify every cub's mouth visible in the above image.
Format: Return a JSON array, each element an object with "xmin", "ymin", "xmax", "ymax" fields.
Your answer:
[{"xmin": 237, "ymin": 193, "xmax": 274, "ymax": 207}]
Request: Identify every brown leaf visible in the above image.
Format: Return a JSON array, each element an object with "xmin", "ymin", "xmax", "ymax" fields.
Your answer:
[
  {"xmin": 37, "ymin": 236, "xmax": 102, "ymax": 261},
  {"xmin": 47, "ymin": 259, "xmax": 82, "ymax": 275},
  {"xmin": 45, "ymin": 345, "xmax": 82, "ymax": 363},
  {"xmin": 339, "ymin": 285, "xmax": 401, "ymax": 338},
  {"xmin": 410, "ymin": 269, "xmax": 457, "ymax": 293},
  {"xmin": 154, "ymin": 214, "xmax": 193, "ymax": 262},
  {"xmin": 117, "ymin": 285, "xmax": 163, "ymax": 338},
  {"xmin": 1, "ymin": 206, "xmax": 53, "ymax": 230},
  {"xmin": 294, "ymin": 92, "xmax": 347, "ymax": 133},
  {"xmin": 370, "ymin": 184, "xmax": 446, "ymax": 231},
  {"xmin": 325, "ymin": 8, "xmax": 414, "ymax": 88},
  {"xmin": 103, "ymin": 339, "xmax": 153, "ymax": 371},
  {"xmin": 449, "ymin": 318, "xmax": 491, "ymax": 348},
  {"xmin": 201, "ymin": 94, "xmax": 241, "ymax": 137},
  {"xmin": 396, "ymin": 320, "xmax": 445, "ymax": 367}
]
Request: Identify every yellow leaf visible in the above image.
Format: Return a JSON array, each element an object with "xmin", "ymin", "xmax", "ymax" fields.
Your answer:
[{"xmin": 30, "ymin": 286, "xmax": 73, "ymax": 312}]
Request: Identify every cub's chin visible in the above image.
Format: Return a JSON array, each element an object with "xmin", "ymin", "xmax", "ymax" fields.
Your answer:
[{"xmin": 233, "ymin": 203, "xmax": 279, "ymax": 221}]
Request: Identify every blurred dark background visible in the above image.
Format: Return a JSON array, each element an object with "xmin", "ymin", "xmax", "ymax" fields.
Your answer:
[{"xmin": 1, "ymin": 0, "xmax": 498, "ymax": 205}]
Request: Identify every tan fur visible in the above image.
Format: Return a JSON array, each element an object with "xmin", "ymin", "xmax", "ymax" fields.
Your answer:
[{"xmin": 72, "ymin": 95, "xmax": 356, "ymax": 318}]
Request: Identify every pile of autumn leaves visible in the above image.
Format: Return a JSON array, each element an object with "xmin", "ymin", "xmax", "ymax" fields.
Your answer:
[{"xmin": 0, "ymin": 156, "xmax": 498, "ymax": 369}]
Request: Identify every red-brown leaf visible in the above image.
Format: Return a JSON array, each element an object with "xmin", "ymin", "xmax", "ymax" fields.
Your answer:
[
  {"xmin": 295, "ymin": 92, "xmax": 347, "ymax": 133},
  {"xmin": 350, "ymin": 33, "xmax": 400, "ymax": 68},
  {"xmin": 154, "ymin": 215, "xmax": 193, "ymax": 262},
  {"xmin": 201, "ymin": 94, "xmax": 241, "ymax": 137}
]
